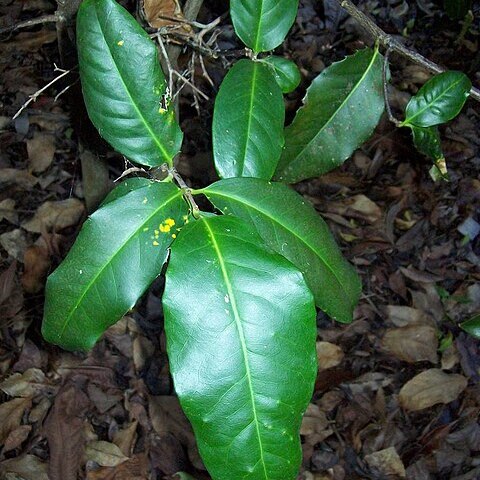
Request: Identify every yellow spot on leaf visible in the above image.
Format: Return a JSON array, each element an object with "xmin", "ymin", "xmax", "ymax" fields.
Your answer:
[
  {"xmin": 172, "ymin": 233, "xmax": 177, "ymax": 239},
  {"xmin": 158, "ymin": 218, "xmax": 176, "ymax": 233},
  {"xmin": 117, "ymin": 40, "xmax": 124, "ymax": 46},
  {"xmin": 153, "ymin": 240, "xmax": 159, "ymax": 246},
  {"xmin": 142, "ymin": 197, "xmax": 148, "ymax": 204}
]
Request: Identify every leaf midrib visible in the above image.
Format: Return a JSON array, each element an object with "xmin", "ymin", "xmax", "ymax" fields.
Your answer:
[
  {"xmin": 403, "ymin": 76, "xmax": 467, "ymax": 126},
  {"xmin": 203, "ymin": 219, "xmax": 269, "ymax": 480},
  {"xmin": 253, "ymin": 1, "xmax": 266, "ymax": 52},
  {"xmin": 239, "ymin": 62, "xmax": 259, "ymax": 176},
  {"xmin": 287, "ymin": 48, "xmax": 380, "ymax": 165},
  {"xmin": 93, "ymin": 2, "xmax": 172, "ymax": 164},
  {"xmin": 57, "ymin": 187, "xmax": 182, "ymax": 342},
  {"xmin": 205, "ymin": 187, "xmax": 354, "ymax": 311}
]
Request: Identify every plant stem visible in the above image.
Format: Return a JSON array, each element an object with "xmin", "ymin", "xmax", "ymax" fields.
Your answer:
[
  {"xmin": 382, "ymin": 47, "xmax": 402, "ymax": 126},
  {"xmin": 0, "ymin": 14, "xmax": 58, "ymax": 34},
  {"xmin": 12, "ymin": 65, "xmax": 72, "ymax": 120},
  {"xmin": 338, "ymin": 0, "xmax": 480, "ymax": 103},
  {"xmin": 169, "ymin": 167, "xmax": 200, "ymax": 218}
]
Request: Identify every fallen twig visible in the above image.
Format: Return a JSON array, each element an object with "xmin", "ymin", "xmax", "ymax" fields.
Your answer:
[{"xmin": 338, "ymin": 0, "xmax": 480, "ymax": 102}]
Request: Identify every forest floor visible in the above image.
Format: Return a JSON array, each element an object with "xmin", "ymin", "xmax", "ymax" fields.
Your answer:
[{"xmin": 0, "ymin": 0, "xmax": 480, "ymax": 479}]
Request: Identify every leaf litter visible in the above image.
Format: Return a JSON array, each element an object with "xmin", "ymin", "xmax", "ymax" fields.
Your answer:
[{"xmin": 0, "ymin": 0, "xmax": 479, "ymax": 479}]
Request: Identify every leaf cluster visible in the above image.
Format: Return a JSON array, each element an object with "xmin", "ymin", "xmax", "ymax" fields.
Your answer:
[{"xmin": 41, "ymin": 0, "xmax": 475, "ymax": 478}]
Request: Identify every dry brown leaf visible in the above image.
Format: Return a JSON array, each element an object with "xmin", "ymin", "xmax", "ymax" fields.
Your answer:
[
  {"xmin": 2, "ymin": 30, "xmax": 57, "ymax": 52},
  {"xmin": 0, "ymin": 261, "xmax": 17, "ymax": 305},
  {"xmin": 28, "ymin": 397, "xmax": 51, "ymax": 423},
  {"xmin": 385, "ymin": 305, "xmax": 435, "ymax": 327},
  {"xmin": 150, "ymin": 433, "xmax": 188, "ymax": 475},
  {"xmin": 86, "ymin": 453, "xmax": 149, "ymax": 480},
  {"xmin": 400, "ymin": 266, "xmax": 443, "ymax": 283},
  {"xmin": 3, "ymin": 424, "xmax": 32, "ymax": 451},
  {"xmin": 0, "ymin": 397, "xmax": 31, "ymax": 444},
  {"xmin": 0, "ymin": 367, "xmax": 47, "ymax": 397},
  {"xmin": 23, "ymin": 198, "xmax": 84, "ymax": 233},
  {"xmin": 27, "ymin": 131, "xmax": 56, "ymax": 173},
  {"xmin": 326, "ymin": 194, "xmax": 382, "ymax": 224},
  {"xmin": 0, "ymin": 168, "xmax": 38, "ymax": 188},
  {"xmin": 0, "ymin": 454, "xmax": 49, "ymax": 480},
  {"xmin": 441, "ymin": 344, "xmax": 460, "ymax": 370},
  {"xmin": 149, "ymin": 395, "xmax": 196, "ymax": 447},
  {"xmin": 87, "ymin": 383, "xmax": 123, "ymax": 414},
  {"xmin": 399, "ymin": 369, "xmax": 468, "ymax": 411},
  {"xmin": 133, "ymin": 334, "xmax": 155, "ymax": 372},
  {"xmin": 80, "ymin": 148, "xmax": 113, "ymax": 212},
  {"xmin": 44, "ymin": 384, "xmax": 90, "ymax": 480},
  {"xmin": 112, "ymin": 421, "xmax": 138, "ymax": 456},
  {"xmin": 381, "ymin": 325, "xmax": 438, "ymax": 363},
  {"xmin": 148, "ymin": 395, "xmax": 202, "ymax": 469},
  {"xmin": 0, "ymin": 229, "xmax": 29, "ymax": 262},
  {"xmin": 316, "ymin": 341, "xmax": 344, "ymax": 370},
  {"xmin": 364, "ymin": 447, "xmax": 406, "ymax": 478},
  {"xmin": 0, "ymin": 198, "xmax": 18, "ymax": 224},
  {"xmin": 143, "ymin": 0, "xmax": 192, "ymax": 32},
  {"xmin": 86, "ymin": 441, "xmax": 129, "ymax": 467},
  {"xmin": 22, "ymin": 245, "xmax": 51, "ymax": 294},
  {"xmin": 300, "ymin": 404, "xmax": 331, "ymax": 437}
]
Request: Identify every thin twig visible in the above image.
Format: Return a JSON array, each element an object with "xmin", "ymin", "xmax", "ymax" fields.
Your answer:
[
  {"xmin": 173, "ymin": 70, "xmax": 209, "ymax": 100},
  {"xmin": 155, "ymin": 33, "xmax": 174, "ymax": 96},
  {"xmin": 169, "ymin": 167, "xmax": 200, "ymax": 217},
  {"xmin": 338, "ymin": 0, "xmax": 480, "ymax": 102},
  {"xmin": 12, "ymin": 65, "xmax": 72, "ymax": 120},
  {"xmin": 183, "ymin": 0, "xmax": 204, "ymax": 23},
  {"xmin": 0, "ymin": 13, "xmax": 58, "ymax": 35},
  {"xmin": 382, "ymin": 47, "xmax": 402, "ymax": 126},
  {"xmin": 114, "ymin": 167, "xmax": 148, "ymax": 183}
]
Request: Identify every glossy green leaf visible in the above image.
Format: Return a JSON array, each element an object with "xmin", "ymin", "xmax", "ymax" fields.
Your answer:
[
  {"xmin": 42, "ymin": 182, "xmax": 188, "ymax": 351},
  {"xmin": 275, "ymin": 47, "xmax": 384, "ymax": 184},
  {"xmin": 77, "ymin": 0, "xmax": 183, "ymax": 167},
  {"xmin": 262, "ymin": 56, "xmax": 301, "ymax": 93},
  {"xmin": 402, "ymin": 71, "xmax": 471, "ymax": 127},
  {"xmin": 410, "ymin": 125, "xmax": 448, "ymax": 181},
  {"xmin": 230, "ymin": 0, "xmax": 299, "ymax": 52},
  {"xmin": 102, "ymin": 177, "xmax": 153, "ymax": 205},
  {"xmin": 460, "ymin": 313, "xmax": 480, "ymax": 339},
  {"xmin": 203, "ymin": 178, "xmax": 361, "ymax": 323},
  {"xmin": 213, "ymin": 59, "xmax": 285, "ymax": 180},
  {"xmin": 163, "ymin": 215, "xmax": 317, "ymax": 480},
  {"xmin": 411, "ymin": 125, "xmax": 443, "ymax": 160}
]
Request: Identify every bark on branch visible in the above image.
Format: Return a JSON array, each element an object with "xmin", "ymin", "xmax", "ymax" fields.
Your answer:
[{"xmin": 338, "ymin": 0, "xmax": 480, "ymax": 103}]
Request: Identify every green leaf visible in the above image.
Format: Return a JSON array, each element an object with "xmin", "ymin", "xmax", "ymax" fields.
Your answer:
[
  {"xmin": 402, "ymin": 71, "xmax": 472, "ymax": 127},
  {"xmin": 203, "ymin": 178, "xmax": 361, "ymax": 323},
  {"xmin": 213, "ymin": 59, "xmax": 285, "ymax": 180},
  {"xmin": 262, "ymin": 56, "xmax": 301, "ymax": 93},
  {"xmin": 77, "ymin": 0, "xmax": 183, "ymax": 167},
  {"xmin": 460, "ymin": 313, "xmax": 480, "ymax": 339},
  {"xmin": 410, "ymin": 126, "xmax": 449, "ymax": 181},
  {"xmin": 102, "ymin": 177, "xmax": 153, "ymax": 205},
  {"xmin": 411, "ymin": 125, "xmax": 443, "ymax": 160},
  {"xmin": 42, "ymin": 182, "xmax": 188, "ymax": 351},
  {"xmin": 163, "ymin": 215, "xmax": 317, "ymax": 480},
  {"xmin": 275, "ymin": 47, "xmax": 384, "ymax": 184},
  {"xmin": 230, "ymin": 0, "xmax": 299, "ymax": 52}
]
